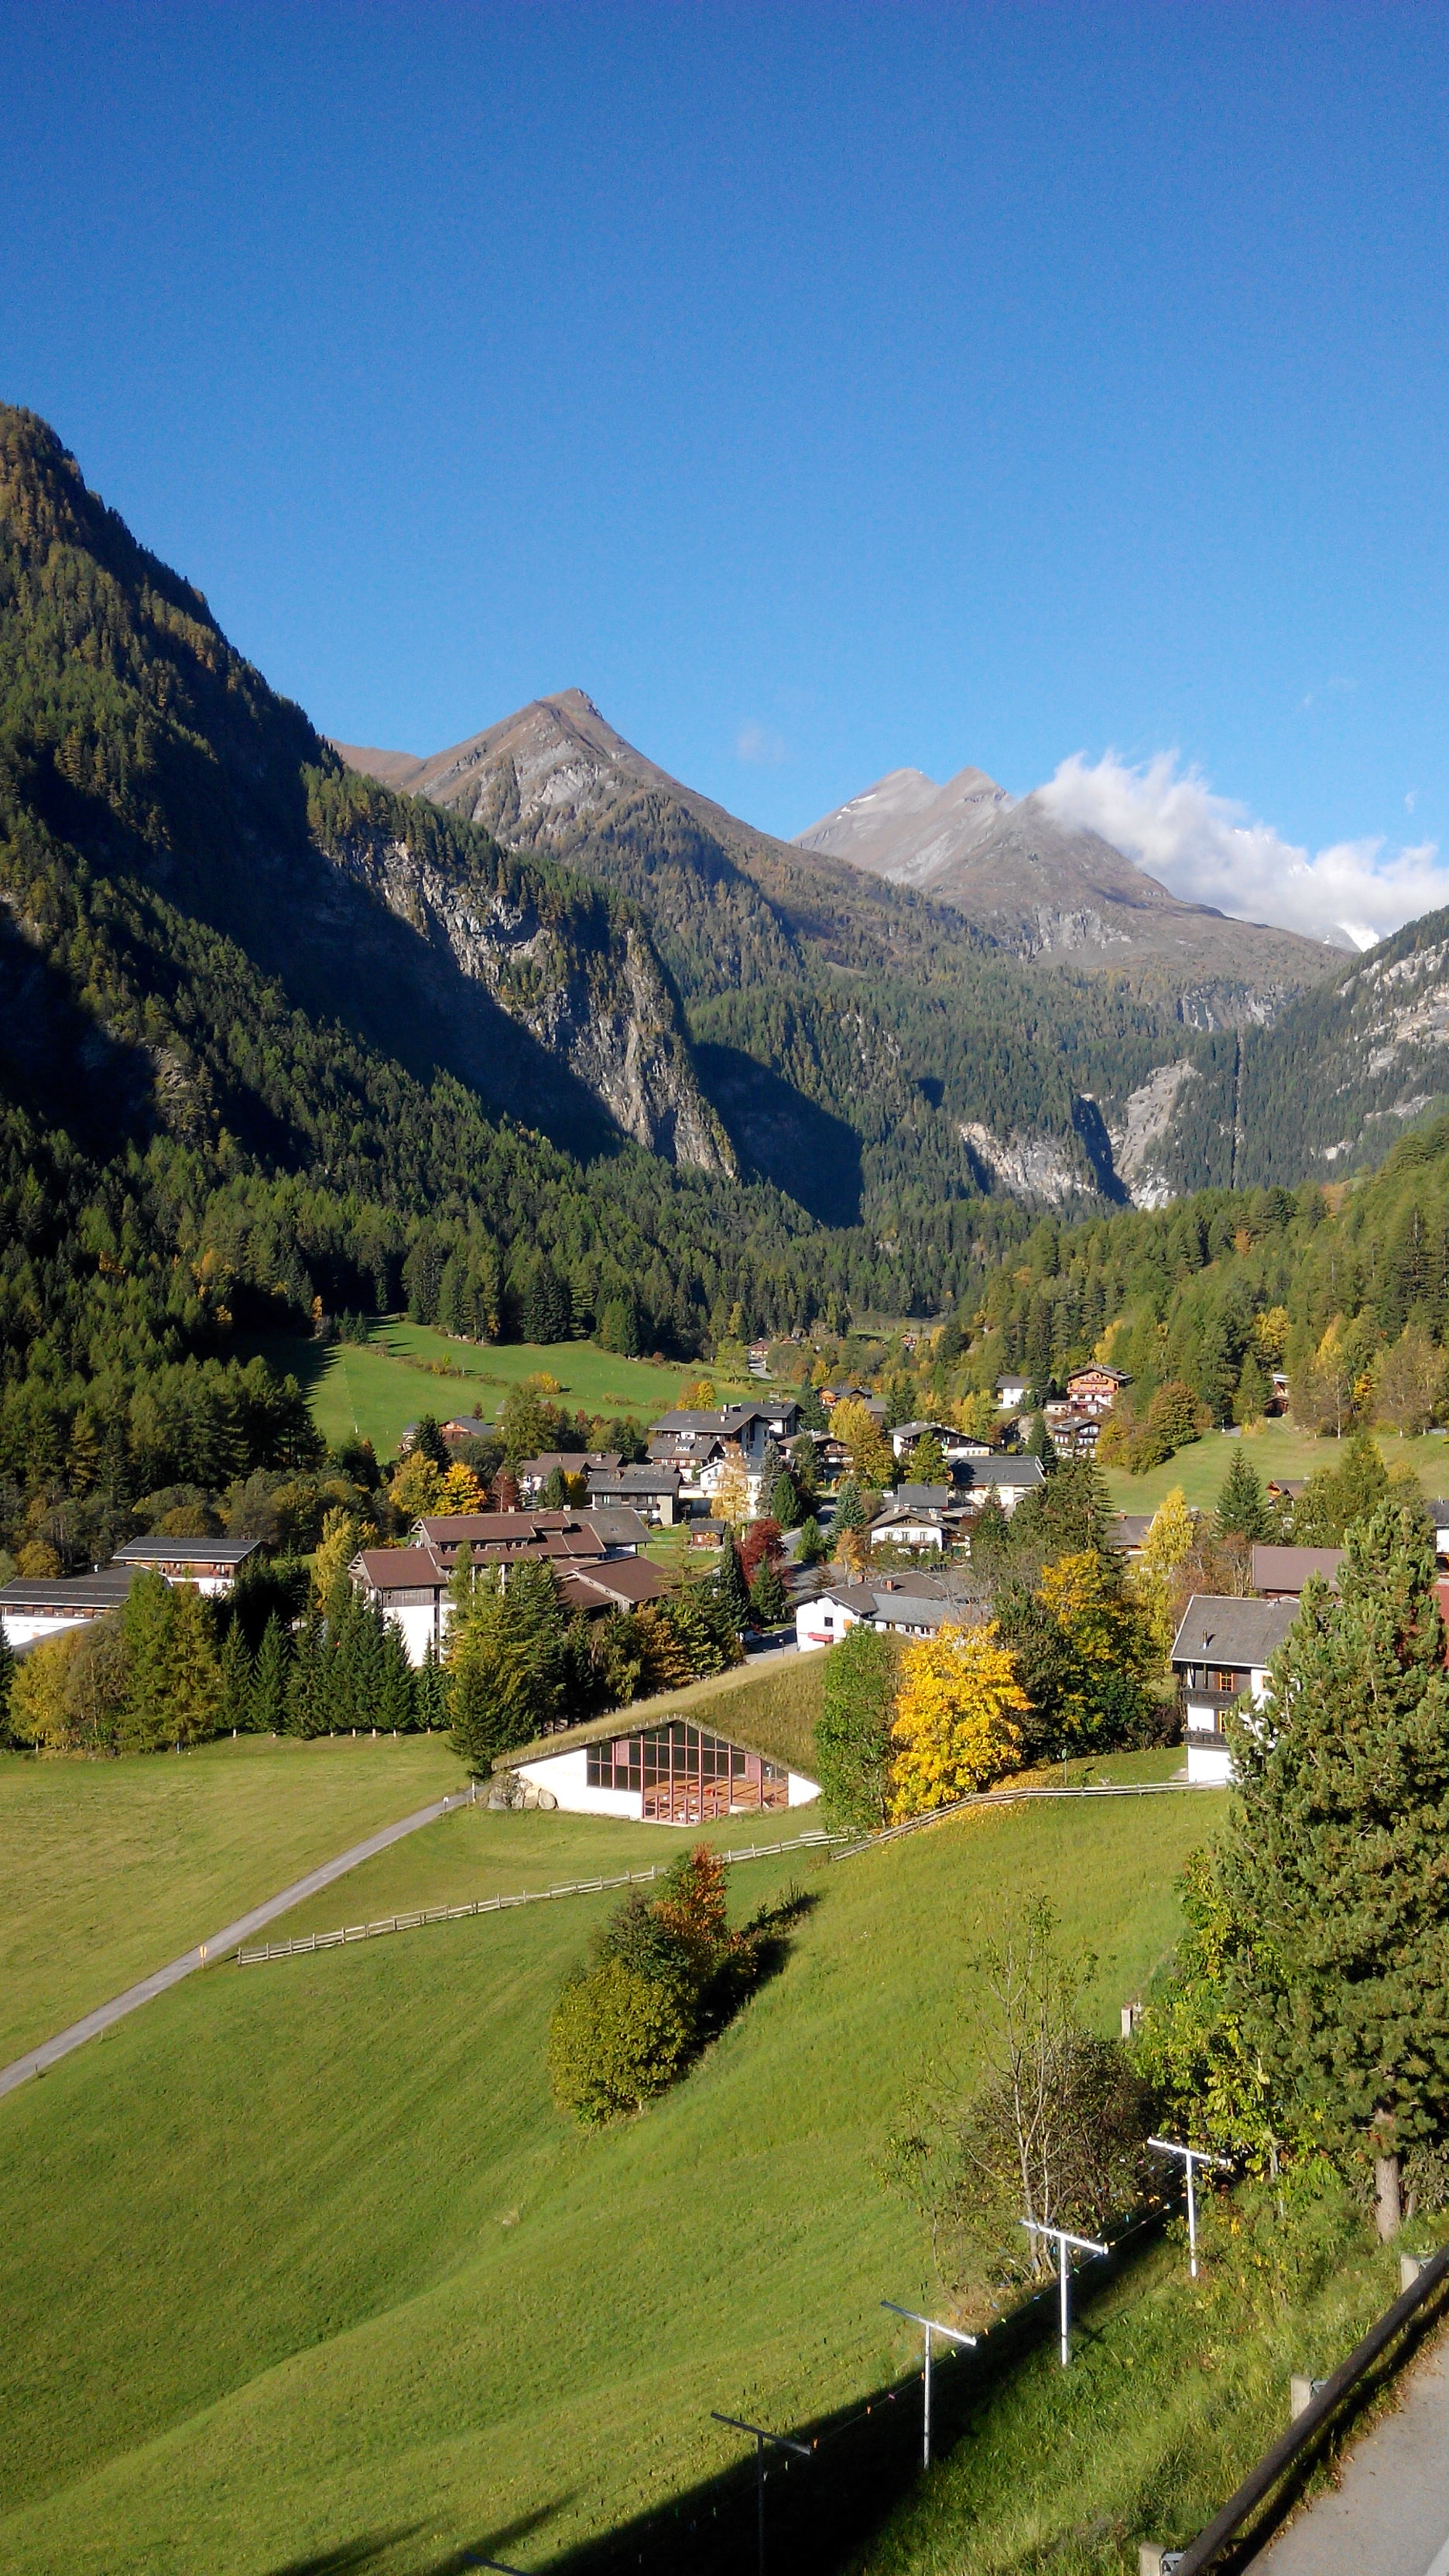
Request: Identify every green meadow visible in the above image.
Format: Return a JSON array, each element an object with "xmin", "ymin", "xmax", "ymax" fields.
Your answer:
[
  {"xmin": 248, "ymin": 1321, "xmax": 753, "ymax": 1458},
  {"xmin": 0, "ymin": 1782, "xmax": 1214, "ymax": 2575},
  {"xmin": 1099, "ymin": 1418, "xmax": 1449, "ymax": 1515},
  {"xmin": 0, "ymin": 1732, "xmax": 464, "ymax": 2063}
]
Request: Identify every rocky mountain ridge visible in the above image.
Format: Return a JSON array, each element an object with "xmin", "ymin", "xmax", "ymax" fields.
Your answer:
[{"xmin": 796, "ymin": 758, "xmax": 1343, "ymax": 1005}]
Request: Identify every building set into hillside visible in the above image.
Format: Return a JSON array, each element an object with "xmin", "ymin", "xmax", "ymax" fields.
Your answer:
[{"xmin": 508, "ymin": 1715, "xmax": 819, "ymax": 1825}]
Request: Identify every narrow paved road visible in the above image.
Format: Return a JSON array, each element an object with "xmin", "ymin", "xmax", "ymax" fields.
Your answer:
[
  {"xmin": 0, "ymin": 1787, "xmax": 467, "ymax": 2102},
  {"xmin": 1247, "ymin": 2328, "xmax": 1449, "ymax": 2576}
]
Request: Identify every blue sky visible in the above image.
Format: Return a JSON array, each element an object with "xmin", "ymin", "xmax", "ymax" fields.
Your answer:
[{"xmin": 4, "ymin": 3, "xmax": 1448, "ymax": 940}]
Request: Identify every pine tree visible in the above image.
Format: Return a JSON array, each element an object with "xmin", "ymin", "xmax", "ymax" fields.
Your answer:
[
  {"xmin": 541, "ymin": 1465, "xmax": 569, "ymax": 1508},
  {"xmin": 769, "ymin": 1469, "xmax": 800, "ymax": 1528},
  {"xmin": 118, "ymin": 1570, "xmax": 176, "ymax": 1753},
  {"xmin": 748, "ymin": 1557, "xmax": 788, "ymax": 1626},
  {"xmin": 378, "ymin": 1619, "xmax": 417, "ymax": 1732},
  {"xmin": 252, "ymin": 1612, "xmax": 292, "ymax": 1734},
  {"xmin": 169, "ymin": 1585, "xmax": 221, "ymax": 1745},
  {"xmin": 286, "ymin": 1605, "xmax": 330, "ymax": 1736},
  {"xmin": 1234, "ymin": 1349, "xmax": 1272, "ymax": 1425},
  {"xmin": 832, "ymin": 1477, "xmax": 865, "ymax": 1536},
  {"xmin": 416, "ymin": 1636, "xmax": 449, "ymax": 1732},
  {"xmin": 1221, "ymin": 1502, "xmax": 1449, "ymax": 2237},
  {"xmin": 218, "ymin": 1619, "xmax": 255, "ymax": 1733},
  {"xmin": 794, "ymin": 1513, "xmax": 826, "ymax": 1566},
  {"xmin": 1214, "ymin": 1448, "xmax": 1270, "ymax": 1543}
]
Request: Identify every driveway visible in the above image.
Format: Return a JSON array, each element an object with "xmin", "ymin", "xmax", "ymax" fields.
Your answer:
[{"xmin": 1247, "ymin": 2328, "xmax": 1449, "ymax": 2576}]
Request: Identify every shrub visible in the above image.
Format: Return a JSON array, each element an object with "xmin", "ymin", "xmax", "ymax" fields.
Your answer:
[{"xmin": 546, "ymin": 1959, "xmax": 692, "ymax": 2124}]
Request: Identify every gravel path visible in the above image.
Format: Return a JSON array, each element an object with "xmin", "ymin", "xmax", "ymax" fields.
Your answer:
[{"xmin": 0, "ymin": 1786, "xmax": 468, "ymax": 2102}]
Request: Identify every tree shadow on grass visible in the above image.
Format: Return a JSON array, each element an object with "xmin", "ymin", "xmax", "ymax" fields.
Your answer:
[
  {"xmin": 495, "ymin": 2221, "xmax": 1164, "ymax": 2576},
  {"xmin": 263, "ymin": 2500, "xmax": 570, "ymax": 2576}
]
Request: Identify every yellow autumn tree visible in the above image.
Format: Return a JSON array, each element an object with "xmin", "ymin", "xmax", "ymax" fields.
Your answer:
[
  {"xmin": 888, "ymin": 1620, "xmax": 1028, "ymax": 1819},
  {"xmin": 1039, "ymin": 1549, "xmax": 1157, "ymax": 1686},
  {"xmin": 437, "ymin": 1460, "xmax": 488, "ymax": 1514},
  {"xmin": 1132, "ymin": 1485, "xmax": 1195, "ymax": 1656},
  {"xmin": 388, "ymin": 1447, "xmax": 444, "ymax": 1522},
  {"xmin": 713, "ymin": 1451, "xmax": 754, "ymax": 1524},
  {"xmin": 831, "ymin": 1397, "xmax": 894, "ymax": 1490},
  {"xmin": 312, "ymin": 1507, "xmax": 361, "ymax": 1608}
]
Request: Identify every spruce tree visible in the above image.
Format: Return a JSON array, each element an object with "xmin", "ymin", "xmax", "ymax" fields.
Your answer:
[
  {"xmin": 833, "ymin": 1477, "xmax": 865, "ymax": 1536},
  {"xmin": 748, "ymin": 1557, "xmax": 789, "ymax": 1627},
  {"xmin": 252, "ymin": 1612, "xmax": 292, "ymax": 1734},
  {"xmin": 118, "ymin": 1570, "xmax": 176, "ymax": 1753},
  {"xmin": 1221, "ymin": 1502, "xmax": 1449, "ymax": 2236},
  {"xmin": 217, "ymin": 1618, "xmax": 255, "ymax": 1733},
  {"xmin": 286, "ymin": 1604, "xmax": 329, "ymax": 1736},
  {"xmin": 416, "ymin": 1636, "xmax": 449, "ymax": 1732},
  {"xmin": 769, "ymin": 1469, "xmax": 800, "ymax": 1529},
  {"xmin": 714, "ymin": 1540, "xmax": 749, "ymax": 1631},
  {"xmin": 1214, "ymin": 1447, "xmax": 1270, "ymax": 1542},
  {"xmin": 378, "ymin": 1619, "xmax": 417, "ymax": 1732},
  {"xmin": 541, "ymin": 1465, "xmax": 569, "ymax": 1508}
]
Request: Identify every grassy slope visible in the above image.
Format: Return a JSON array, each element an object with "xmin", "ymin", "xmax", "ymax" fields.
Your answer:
[
  {"xmin": 855, "ymin": 2203, "xmax": 1435, "ymax": 2574},
  {"xmin": 498, "ymin": 1646, "xmax": 829, "ymax": 1780},
  {"xmin": 0, "ymin": 1789, "xmax": 1212, "ymax": 2575},
  {"xmin": 0, "ymin": 1734, "xmax": 464, "ymax": 2061},
  {"xmin": 248, "ymin": 1322, "xmax": 754, "ymax": 1455},
  {"xmin": 1100, "ymin": 1420, "xmax": 1449, "ymax": 1515}
]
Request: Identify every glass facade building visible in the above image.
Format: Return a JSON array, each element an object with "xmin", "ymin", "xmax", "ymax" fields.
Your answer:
[{"xmin": 585, "ymin": 1721, "xmax": 789, "ymax": 1824}]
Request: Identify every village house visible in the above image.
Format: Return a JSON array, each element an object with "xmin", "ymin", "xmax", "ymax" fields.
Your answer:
[
  {"xmin": 795, "ymin": 1567, "xmax": 985, "ymax": 1650},
  {"xmin": 957, "ymin": 1454, "xmax": 1045, "ymax": 1514},
  {"xmin": 1, "ymin": 1535, "xmax": 264, "ymax": 1652},
  {"xmin": 1170, "ymin": 1594, "xmax": 1299, "ymax": 1785},
  {"xmin": 995, "ymin": 1370, "xmax": 1031, "ymax": 1410},
  {"xmin": 1064, "ymin": 1364, "xmax": 1130, "ymax": 1414},
  {"xmin": 516, "ymin": 1450, "xmax": 622, "ymax": 1500},
  {"xmin": 888, "ymin": 1418, "xmax": 983, "ymax": 1465},
  {"xmin": 1250, "ymin": 1544, "xmax": 1345, "ymax": 1601},
  {"xmin": 584, "ymin": 1461, "xmax": 682, "ymax": 1525},
  {"xmin": 349, "ymin": 1507, "xmax": 663, "ymax": 1666}
]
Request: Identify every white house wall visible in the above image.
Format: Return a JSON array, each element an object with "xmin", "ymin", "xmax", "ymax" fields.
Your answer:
[
  {"xmin": 0, "ymin": 1608, "xmax": 94, "ymax": 1650},
  {"xmin": 515, "ymin": 1747, "xmax": 642, "ymax": 1819}
]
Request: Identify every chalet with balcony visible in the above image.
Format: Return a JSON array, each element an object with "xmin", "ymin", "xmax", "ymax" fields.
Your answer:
[{"xmin": 1170, "ymin": 1594, "xmax": 1298, "ymax": 1786}]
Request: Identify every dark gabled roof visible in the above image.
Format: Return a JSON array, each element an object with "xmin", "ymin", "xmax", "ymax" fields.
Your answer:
[
  {"xmin": 517, "ymin": 1451, "xmax": 622, "ymax": 1478},
  {"xmin": 576, "ymin": 1506, "xmax": 651, "ymax": 1550},
  {"xmin": 0, "ymin": 1565, "xmax": 139, "ymax": 1613},
  {"xmin": 1424, "ymin": 1499, "xmax": 1449, "ymax": 1523},
  {"xmin": 588, "ymin": 1464, "xmax": 681, "ymax": 1491},
  {"xmin": 1171, "ymin": 1594, "xmax": 1299, "ymax": 1669},
  {"xmin": 964, "ymin": 1454, "xmax": 1045, "ymax": 1488},
  {"xmin": 353, "ymin": 1547, "xmax": 445, "ymax": 1591},
  {"xmin": 114, "ymin": 1536, "xmax": 261, "ymax": 1567},
  {"xmin": 892, "ymin": 1482, "xmax": 954, "ymax": 1510},
  {"xmin": 1251, "ymin": 1544, "xmax": 1344, "ymax": 1596},
  {"xmin": 557, "ymin": 1557, "xmax": 671, "ymax": 1614}
]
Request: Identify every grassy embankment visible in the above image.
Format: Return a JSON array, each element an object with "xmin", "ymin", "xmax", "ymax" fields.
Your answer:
[
  {"xmin": 1098, "ymin": 1418, "xmax": 1449, "ymax": 1515},
  {"xmin": 0, "ymin": 1780, "xmax": 1214, "ymax": 2576},
  {"xmin": 246, "ymin": 1321, "xmax": 753, "ymax": 1458},
  {"xmin": 0, "ymin": 1733, "xmax": 464, "ymax": 2063}
]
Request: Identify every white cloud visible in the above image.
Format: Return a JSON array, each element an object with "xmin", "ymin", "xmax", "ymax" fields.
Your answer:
[
  {"xmin": 735, "ymin": 721, "xmax": 787, "ymax": 766},
  {"xmin": 1036, "ymin": 748, "xmax": 1447, "ymax": 953}
]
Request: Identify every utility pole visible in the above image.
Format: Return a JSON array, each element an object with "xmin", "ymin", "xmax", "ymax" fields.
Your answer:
[
  {"xmin": 1019, "ymin": 2220, "xmax": 1108, "ymax": 2366},
  {"xmin": 711, "ymin": 2411, "xmax": 811, "ymax": 2576},
  {"xmin": 1148, "ymin": 2136, "xmax": 1232, "ymax": 2279},
  {"xmin": 881, "ymin": 2300, "xmax": 978, "ymax": 2468}
]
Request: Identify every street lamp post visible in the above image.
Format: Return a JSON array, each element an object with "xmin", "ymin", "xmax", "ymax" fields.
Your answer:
[
  {"xmin": 711, "ymin": 2410, "xmax": 811, "ymax": 2576},
  {"xmin": 880, "ymin": 2300, "xmax": 978, "ymax": 2468},
  {"xmin": 1019, "ymin": 2219, "xmax": 1108, "ymax": 2366},
  {"xmin": 1148, "ymin": 2136, "xmax": 1233, "ymax": 2278}
]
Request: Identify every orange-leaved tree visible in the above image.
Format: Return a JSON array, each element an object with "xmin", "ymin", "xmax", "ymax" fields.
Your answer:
[{"xmin": 888, "ymin": 1620, "xmax": 1028, "ymax": 1819}]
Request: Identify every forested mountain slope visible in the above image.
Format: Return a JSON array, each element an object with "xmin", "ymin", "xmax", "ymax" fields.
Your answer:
[
  {"xmin": 798, "ymin": 759, "xmax": 1341, "ymax": 1002},
  {"xmin": 0, "ymin": 417, "xmax": 726, "ymax": 1178},
  {"xmin": 950, "ymin": 1113, "xmax": 1449, "ymax": 1441}
]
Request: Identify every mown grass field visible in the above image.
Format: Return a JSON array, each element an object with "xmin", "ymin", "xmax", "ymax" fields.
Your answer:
[
  {"xmin": 0, "ymin": 1733, "xmax": 464, "ymax": 2063},
  {"xmin": 246, "ymin": 1322, "xmax": 753, "ymax": 1457},
  {"xmin": 1099, "ymin": 1419, "xmax": 1449, "ymax": 1515},
  {"xmin": 0, "ymin": 1783, "xmax": 1215, "ymax": 2575}
]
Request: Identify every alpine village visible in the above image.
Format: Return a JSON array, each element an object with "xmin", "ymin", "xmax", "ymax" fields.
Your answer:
[{"xmin": 9, "ymin": 147, "xmax": 1449, "ymax": 2576}]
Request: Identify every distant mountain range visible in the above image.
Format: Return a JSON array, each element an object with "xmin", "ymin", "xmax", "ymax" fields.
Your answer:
[{"xmin": 796, "ymin": 760, "xmax": 1342, "ymax": 999}]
